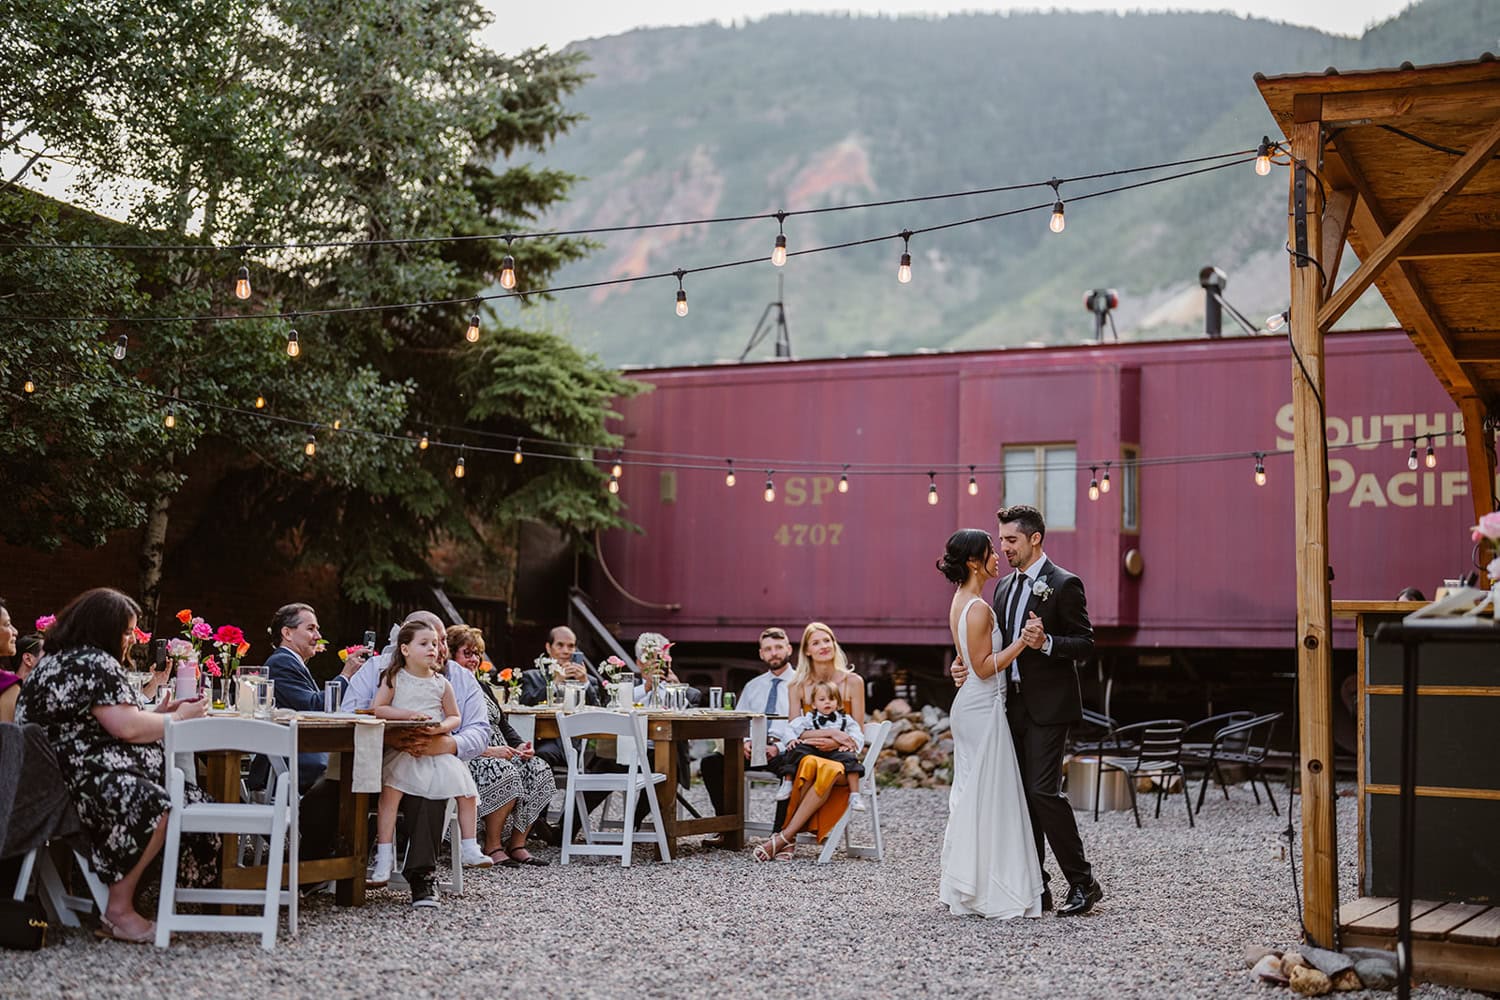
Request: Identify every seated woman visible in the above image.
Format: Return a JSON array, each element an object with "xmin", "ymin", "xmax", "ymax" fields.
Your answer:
[
  {"xmin": 15, "ymin": 588, "xmax": 215, "ymax": 943},
  {"xmin": 0, "ymin": 632, "xmax": 44, "ymax": 723},
  {"xmin": 0, "ymin": 598, "xmax": 24, "ymax": 722},
  {"xmin": 448, "ymin": 625, "xmax": 556, "ymax": 866},
  {"xmin": 755, "ymin": 621, "xmax": 867, "ymax": 862}
]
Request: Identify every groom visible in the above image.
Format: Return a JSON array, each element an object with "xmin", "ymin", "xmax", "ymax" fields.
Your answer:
[{"xmin": 954, "ymin": 503, "xmax": 1103, "ymax": 916}]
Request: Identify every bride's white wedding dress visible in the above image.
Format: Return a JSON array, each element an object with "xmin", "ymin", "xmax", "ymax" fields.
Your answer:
[{"xmin": 939, "ymin": 596, "xmax": 1045, "ymax": 918}]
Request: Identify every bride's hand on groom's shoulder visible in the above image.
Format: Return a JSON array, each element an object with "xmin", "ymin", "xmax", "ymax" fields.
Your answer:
[{"xmin": 950, "ymin": 655, "xmax": 968, "ymax": 687}]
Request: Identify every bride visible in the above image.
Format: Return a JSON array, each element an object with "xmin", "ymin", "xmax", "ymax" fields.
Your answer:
[{"xmin": 937, "ymin": 528, "xmax": 1045, "ymax": 919}]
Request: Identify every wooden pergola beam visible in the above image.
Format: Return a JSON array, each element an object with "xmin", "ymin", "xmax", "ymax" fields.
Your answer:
[
  {"xmin": 1460, "ymin": 398, "xmax": 1498, "ymax": 532},
  {"xmin": 1453, "ymin": 340, "xmax": 1500, "ymax": 363},
  {"xmin": 1319, "ymin": 80, "xmax": 1500, "ymax": 126},
  {"xmin": 1399, "ymin": 231, "xmax": 1500, "ymax": 261},
  {"xmin": 1320, "ymin": 187, "xmax": 1358, "ymax": 281},
  {"xmin": 1318, "ymin": 115, "xmax": 1500, "ymax": 333}
]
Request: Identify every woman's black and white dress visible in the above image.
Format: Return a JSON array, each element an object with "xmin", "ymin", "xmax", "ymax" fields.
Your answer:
[
  {"xmin": 468, "ymin": 688, "xmax": 556, "ymax": 840},
  {"xmin": 16, "ymin": 646, "xmax": 219, "ymax": 885}
]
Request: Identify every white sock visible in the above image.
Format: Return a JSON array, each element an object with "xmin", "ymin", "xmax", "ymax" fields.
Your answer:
[
  {"xmin": 461, "ymin": 838, "xmax": 479, "ymax": 851},
  {"xmin": 375, "ymin": 843, "xmax": 393, "ymax": 860}
]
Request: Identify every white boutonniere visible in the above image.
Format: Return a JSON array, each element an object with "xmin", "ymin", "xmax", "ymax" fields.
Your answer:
[{"xmin": 1032, "ymin": 579, "xmax": 1054, "ymax": 603}]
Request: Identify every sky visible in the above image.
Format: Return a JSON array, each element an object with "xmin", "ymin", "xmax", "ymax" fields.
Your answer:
[{"xmin": 480, "ymin": 0, "xmax": 1417, "ymax": 52}]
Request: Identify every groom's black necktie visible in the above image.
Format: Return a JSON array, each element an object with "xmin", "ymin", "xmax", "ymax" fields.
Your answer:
[{"xmin": 1005, "ymin": 573, "xmax": 1028, "ymax": 644}]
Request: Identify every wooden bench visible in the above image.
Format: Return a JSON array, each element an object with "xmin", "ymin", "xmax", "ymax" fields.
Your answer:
[{"xmin": 1339, "ymin": 896, "xmax": 1500, "ymax": 992}]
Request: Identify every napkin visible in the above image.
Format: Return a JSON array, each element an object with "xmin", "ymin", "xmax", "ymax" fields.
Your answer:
[
  {"xmin": 615, "ymin": 711, "xmax": 647, "ymax": 768},
  {"xmin": 750, "ymin": 715, "xmax": 767, "ymax": 767},
  {"xmin": 352, "ymin": 719, "xmax": 386, "ymax": 793}
]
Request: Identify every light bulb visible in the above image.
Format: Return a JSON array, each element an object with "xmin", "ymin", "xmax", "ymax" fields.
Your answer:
[
  {"xmin": 676, "ymin": 289, "xmax": 689, "ymax": 317},
  {"xmin": 1088, "ymin": 480, "xmax": 1100, "ymax": 501},
  {"xmin": 1254, "ymin": 456, "xmax": 1266, "ymax": 486},
  {"xmin": 235, "ymin": 265, "xmax": 251, "ymax": 300},
  {"xmin": 725, "ymin": 460, "xmax": 736, "ymax": 487},
  {"xmin": 286, "ymin": 329, "xmax": 300, "ymax": 358},
  {"xmin": 611, "ymin": 460, "xmax": 623, "ymax": 479},
  {"xmin": 1101, "ymin": 468, "xmax": 1111, "ymax": 493},
  {"xmin": 1049, "ymin": 202, "xmax": 1066, "ymax": 233},
  {"xmin": 113, "ymin": 334, "xmax": 128, "ymax": 361},
  {"xmin": 764, "ymin": 476, "xmax": 775, "ymax": 503},
  {"xmin": 304, "ymin": 434, "xmax": 316, "ymax": 457},
  {"xmin": 608, "ymin": 475, "xmax": 620, "ymax": 495},
  {"xmin": 968, "ymin": 477, "xmax": 979, "ymax": 496},
  {"xmin": 1425, "ymin": 442, "xmax": 1436, "ymax": 468},
  {"xmin": 454, "ymin": 456, "xmax": 466, "ymax": 479},
  {"xmin": 164, "ymin": 405, "xmax": 176, "ymax": 429},
  {"xmin": 1266, "ymin": 311, "xmax": 1288, "ymax": 332},
  {"xmin": 332, "ymin": 418, "xmax": 342, "ymax": 431},
  {"xmin": 1255, "ymin": 137, "xmax": 1273, "ymax": 177},
  {"xmin": 772, "ymin": 234, "xmax": 787, "ymax": 267},
  {"xmin": 465, "ymin": 313, "xmax": 480, "ymax": 343},
  {"xmin": 254, "ymin": 394, "xmax": 266, "ymax": 409},
  {"xmin": 897, "ymin": 252, "xmax": 912, "ymax": 284},
  {"xmin": 419, "ymin": 432, "xmax": 430, "ymax": 451},
  {"xmin": 23, "ymin": 379, "xmax": 35, "ymax": 394},
  {"xmin": 513, "ymin": 441, "xmax": 523, "ymax": 465},
  {"xmin": 499, "ymin": 255, "xmax": 516, "ymax": 290},
  {"xmin": 927, "ymin": 483, "xmax": 939, "ymax": 506},
  {"xmin": 1407, "ymin": 444, "xmax": 1419, "ymax": 471},
  {"xmin": 838, "ymin": 474, "xmax": 849, "ymax": 494}
]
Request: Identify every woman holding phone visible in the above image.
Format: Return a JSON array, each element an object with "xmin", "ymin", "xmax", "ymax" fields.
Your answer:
[{"xmin": 15, "ymin": 587, "xmax": 218, "ymax": 943}]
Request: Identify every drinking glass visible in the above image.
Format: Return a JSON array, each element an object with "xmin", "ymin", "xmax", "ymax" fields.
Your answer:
[
  {"xmin": 723, "ymin": 692, "xmax": 736, "ymax": 711},
  {"xmin": 324, "ymin": 679, "xmax": 343, "ymax": 714},
  {"xmin": 708, "ymin": 687, "xmax": 723, "ymax": 710},
  {"xmin": 254, "ymin": 678, "xmax": 276, "ymax": 719}
]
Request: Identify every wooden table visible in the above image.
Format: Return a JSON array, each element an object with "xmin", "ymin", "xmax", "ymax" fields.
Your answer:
[
  {"xmin": 202, "ymin": 715, "xmax": 428, "ymax": 907},
  {"xmin": 509, "ymin": 707, "xmax": 762, "ymax": 856}
]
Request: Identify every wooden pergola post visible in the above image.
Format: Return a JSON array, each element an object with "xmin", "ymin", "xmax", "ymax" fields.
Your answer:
[{"xmin": 1289, "ymin": 115, "xmax": 1339, "ymax": 949}]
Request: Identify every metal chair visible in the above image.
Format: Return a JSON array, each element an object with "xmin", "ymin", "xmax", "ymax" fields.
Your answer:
[
  {"xmin": 1095, "ymin": 718, "xmax": 1194, "ymax": 828},
  {"xmin": 1187, "ymin": 712, "xmax": 1284, "ymax": 815},
  {"xmin": 1068, "ymin": 709, "xmax": 1126, "ymax": 757}
]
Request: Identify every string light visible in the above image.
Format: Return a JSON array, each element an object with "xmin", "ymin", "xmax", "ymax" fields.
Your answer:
[
  {"xmin": 234, "ymin": 265, "xmax": 251, "ymax": 300},
  {"xmin": 254, "ymin": 394, "xmax": 266, "ymax": 409},
  {"xmin": 897, "ymin": 230, "xmax": 913, "ymax": 284},
  {"xmin": 1425, "ymin": 437, "xmax": 1436, "ymax": 469},
  {"xmin": 967, "ymin": 465, "xmax": 978, "ymax": 496},
  {"xmin": 286, "ymin": 328, "xmax": 300, "ymax": 358},
  {"xmin": 465, "ymin": 313, "xmax": 480, "ymax": 343},
  {"xmin": 764, "ymin": 471, "xmax": 776, "ymax": 503},
  {"xmin": 499, "ymin": 243, "xmax": 517, "ymax": 290},
  {"xmin": 1254, "ymin": 452, "xmax": 1266, "ymax": 487},
  {"xmin": 1255, "ymin": 136, "xmax": 1273, "ymax": 177},
  {"xmin": 419, "ymin": 431, "xmax": 430, "ymax": 450},
  {"xmin": 304, "ymin": 433, "xmax": 316, "ymax": 457},
  {"xmin": 164, "ymin": 403, "xmax": 176, "ymax": 429},
  {"xmin": 724, "ymin": 459, "xmax": 736, "ymax": 487},
  {"xmin": 332, "ymin": 418, "xmax": 342, "ymax": 431},
  {"xmin": 1048, "ymin": 178, "xmax": 1066, "ymax": 234},
  {"xmin": 674, "ymin": 269, "xmax": 688, "ymax": 317},
  {"xmin": 454, "ymin": 450, "xmax": 466, "ymax": 478},
  {"xmin": 927, "ymin": 472, "xmax": 939, "ymax": 505},
  {"xmin": 838, "ymin": 465, "xmax": 849, "ymax": 493},
  {"xmin": 1266, "ymin": 310, "xmax": 1289, "ymax": 332},
  {"xmin": 23, "ymin": 378, "xmax": 35, "ymax": 394},
  {"xmin": 1407, "ymin": 440, "xmax": 1419, "ymax": 471},
  {"xmin": 772, "ymin": 212, "xmax": 788, "ymax": 267},
  {"xmin": 1100, "ymin": 461, "xmax": 1112, "ymax": 493},
  {"xmin": 608, "ymin": 469, "xmax": 620, "ymax": 494},
  {"xmin": 513, "ymin": 438, "xmax": 524, "ymax": 464},
  {"xmin": 1087, "ymin": 466, "xmax": 1100, "ymax": 501},
  {"xmin": 611, "ymin": 452, "xmax": 624, "ymax": 479},
  {"xmin": 113, "ymin": 333, "xmax": 128, "ymax": 360}
]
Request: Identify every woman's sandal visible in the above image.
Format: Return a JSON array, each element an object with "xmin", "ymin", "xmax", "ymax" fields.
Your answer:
[
  {"xmin": 488, "ymin": 848, "xmax": 520, "ymax": 868},
  {"xmin": 774, "ymin": 833, "xmax": 796, "ymax": 861},
  {"xmin": 753, "ymin": 832, "xmax": 793, "ymax": 862},
  {"xmin": 95, "ymin": 915, "xmax": 156, "ymax": 944},
  {"xmin": 507, "ymin": 848, "xmax": 549, "ymax": 867}
]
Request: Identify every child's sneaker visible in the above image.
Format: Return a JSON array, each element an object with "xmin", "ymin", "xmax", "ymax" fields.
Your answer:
[
  {"xmin": 369, "ymin": 849, "xmax": 393, "ymax": 887},
  {"xmin": 461, "ymin": 841, "xmax": 494, "ymax": 867},
  {"xmin": 849, "ymin": 792, "xmax": 867, "ymax": 812},
  {"xmin": 775, "ymin": 778, "xmax": 793, "ymax": 801}
]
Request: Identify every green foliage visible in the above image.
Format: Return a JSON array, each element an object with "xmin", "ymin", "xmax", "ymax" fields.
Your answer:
[{"xmin": 1, "ymin": 0, "xmax": 638, "ymax": 607}]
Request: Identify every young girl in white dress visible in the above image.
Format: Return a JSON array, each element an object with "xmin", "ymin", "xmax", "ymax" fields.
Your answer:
[
  {"xmin": 937, "ymin": 528, "xmax": 1046, "ymax": 919},
  {"xmin": 369, "ymin": 620, "xmax": 486, "ymax": 883}
]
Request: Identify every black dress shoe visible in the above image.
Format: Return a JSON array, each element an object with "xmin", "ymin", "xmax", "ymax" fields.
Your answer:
[
  {"xmin": 1056, "ymin": 879, "xmax": 1103, "ymax": 917},
  {"xmin": 1040, "ymin": 888, "xmax": 1054, "ymax": 912}
]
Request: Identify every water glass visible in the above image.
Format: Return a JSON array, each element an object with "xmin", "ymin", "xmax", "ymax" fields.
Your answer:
[
  {"xmin": 709, "ymin": 687, "xmax": 723, "ymax": 710},
  {"xmin": 254, "ymin": 678, "xmax": 276, "ymax": 719},
  {"xmin": 324, "ymin": 679, "xmax": 343, "ymax": 714}
]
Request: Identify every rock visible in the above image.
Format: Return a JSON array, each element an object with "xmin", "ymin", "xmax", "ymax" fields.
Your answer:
[
  {"xmin": 1330, "ymin": 969, "xmax": 1361, "ymax": 992},
  {"xmin": 887, "ymin": 718, "xmax": 914, "ymax": 737},
  {"xmin": 1302, "ymin": 946, "xmax": 1354, "ymax": 978},
  {"xmin": 928, "ymin": 718, "xmax": 952, "ymax": 737},
  {"xmin": 1289, "ymin": 966, "xmax": 1332, "ymax": 996},
  {"xmin": 1252, "ymin": 954, "xmax": 1288, "ymax": 984},
  {"xmin": 920, "ymin": 704, "xmax": 946, "ymax": 728},
  {"xmin": 919, "ymin": 757, "xmax": 938, "ymax": 772},
  {"xmin": 935, "ymin": 737, "xmax": 954, "ymax": 754},
  {"xmin": 893, "ymin": 730, "xmax": 931, "ymax": 754},
  {"xmin": 899, "ymin": 755, "xmax": 926, "ymax": 780},
  {"xmin": 1352, "ymin": 957, "xmax": 1398, "ymax": 991},
  {"xmin": 1281, "ymin": 952, "xmax": 1311, "ymax": 977},
  {"xmin": 1244, "ymin": 945, "xmax": 1282, "ymax": 968},
  {"xmin": 884, "ymin": 698, "xmax": 913, "ymax": 718},
  {"xmin": 875, "ymin": 756, "xmax": 902, "ymax": 777}
]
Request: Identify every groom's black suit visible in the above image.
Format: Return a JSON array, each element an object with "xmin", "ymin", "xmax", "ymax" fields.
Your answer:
[{"xmin": 995, "ymin": 557, "xmax": 1094, "ymax": 891}]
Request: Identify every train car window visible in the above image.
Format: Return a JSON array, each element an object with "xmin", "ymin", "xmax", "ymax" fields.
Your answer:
[
  {"xmin": 1002, "ymin": 444, "xmax": 1077, "ymax": 530},
  {"xmin": 1121, "ymin": 446, "xmax": 1140, "ymax": 533}
]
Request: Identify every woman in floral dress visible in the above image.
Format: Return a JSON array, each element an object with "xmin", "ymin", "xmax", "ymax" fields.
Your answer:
[
  {"xmin": 448, "ymin": 626, "xmax": 555, "ymax": 866},
  {"xmin": 16, "ymin": 588, "xmax": 219, "ymax": 943}
]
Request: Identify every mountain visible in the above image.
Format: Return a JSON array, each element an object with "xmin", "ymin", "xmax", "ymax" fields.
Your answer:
[{"xmin": 499, "ymin": 0, "xmax": 1500, "ymax": 366}]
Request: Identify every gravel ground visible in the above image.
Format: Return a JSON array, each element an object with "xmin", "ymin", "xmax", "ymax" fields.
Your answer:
[{"xmin": 2, "ymin": 781, "xmax": 1486, "ymax": 1000}]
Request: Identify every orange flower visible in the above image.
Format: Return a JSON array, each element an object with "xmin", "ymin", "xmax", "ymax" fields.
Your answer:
[
  {"xmin": 498, "ymin": 668, "xmax": 513, "ymax": 682},
  {"xmin": 236, "ymin": 641, "xmax": 250, "ymax": 656},
  {"xmin": 479, "ymin": 660, "xmax": 494, "ymax": 673},
  {"xmin": 176, "ymin": 608, "xmax": 193, "ymax": 624}
]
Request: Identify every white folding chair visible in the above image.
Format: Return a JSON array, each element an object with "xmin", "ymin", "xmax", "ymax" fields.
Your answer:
[
  {"xmin": 154, "ymin": 717, "xmax": 298, "ymax": 952},
  {"xmin": 558, "ymin": 711, "xmax": 671, "ymax": 866},
  {"xmin": 12, "ymin": 846, "xmax": 108, "ymax": 928},
  {"xmin": 743, "ymin": 768, "xmax": 781, "ymax": 838},
  {"xmin": 790, "ymin": 719, "xmax": 891, "ymax": 865}
]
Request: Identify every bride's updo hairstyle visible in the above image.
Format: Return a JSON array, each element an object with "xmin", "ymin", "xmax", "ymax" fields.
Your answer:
[{"xmin": 937, "ymin": 529, "xmax": 993, "ymax": 584}]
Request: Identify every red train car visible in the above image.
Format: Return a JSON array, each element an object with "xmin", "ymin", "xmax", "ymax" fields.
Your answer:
[{"xmin": 590, "ymin": 329, "xmax": 1477, "ymax": 679}]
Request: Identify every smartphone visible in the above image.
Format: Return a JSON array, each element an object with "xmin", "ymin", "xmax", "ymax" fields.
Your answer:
[
  {"xmin": 362, "ymin": 629, "xmax": 377, "ymax": 650},
  {"xmin": 153, "ymin": 638, "xmax": 167, "ymax": 672}
]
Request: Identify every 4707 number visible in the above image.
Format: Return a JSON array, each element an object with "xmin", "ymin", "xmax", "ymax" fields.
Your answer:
[{"xmin": 773, "ymin": 523, "xmax": 843, "ymax": 546}]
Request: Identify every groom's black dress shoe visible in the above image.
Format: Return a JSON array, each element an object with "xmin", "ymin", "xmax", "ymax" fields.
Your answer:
[{"xmin": 1056, "ymin": 880, "xmax": 1103, "ymax": 917}]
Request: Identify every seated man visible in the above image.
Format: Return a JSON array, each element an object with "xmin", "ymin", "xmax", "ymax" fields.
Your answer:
[
  {"xmin": 700, "ymin": 627, "xmax": 796, "ymax": 836},
  {"xmin": 519, "ymin": 625, "xmax": 605, "ymax": 714},
  {"xmin": 304, "ymin": 610, "xmax": 489, "ymax": 909}
]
